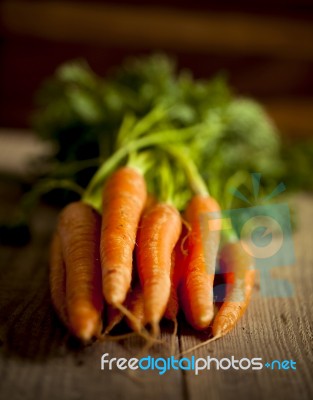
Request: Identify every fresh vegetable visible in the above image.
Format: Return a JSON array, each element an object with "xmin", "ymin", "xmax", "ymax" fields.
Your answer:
[
  {"xmin": 164, "ymin": 239, "xmax": 186, "ymax": 354},
  {"xmin": 125, "ymin": 284, "xmax": 145, "ymax": 333},
  {"xmin": 180, "ymin": 195, "xmax": 221, "ymax": 330},
  {"xmin": 100, "ymin": 166, "xmax": 147, "ymax": 307},
  {"xmin": 164, "ymin": 237, "xmax": 185, "ymax": 322},
  {"xmin": 124, "ymin": 195, "xmax": 157, "ymax": 334},
  {"xmin": 15, "ymin": 53, "xmax": 307, "ymax": 346},
  {"xmin": 49, "ymin": 232, "xmax": 68, "ymax": 326},
  {"xmin": 32, "ymin": 55, "xmax": 231, "ymax": 172},
  {"xmin": 137, "ymin": 202, "xmax": 182, "ymax": 336},
  {"xmin": 180, "ymin": 236, "xmax": 255, "ymax": 355},
  {"xmin": 213, "ymin": 240, "xmax": 255, "ymax": 338},
  {"xmin": 57, "ymin": 201, "xmax": 103, "ymax": 341}
]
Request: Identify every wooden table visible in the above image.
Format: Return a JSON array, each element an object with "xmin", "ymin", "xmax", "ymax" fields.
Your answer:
[{"xmin": 0, "ymin": 180, "xmax": 312, "ymax": 400}]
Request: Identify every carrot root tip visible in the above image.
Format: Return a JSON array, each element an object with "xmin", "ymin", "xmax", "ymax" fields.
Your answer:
[
  {"xmin": 75, "ymin": 320, "xmax": 97, "ymax": 342},
  {"xmin": 177, "ymin": 334, "xmax": 223, "ymax": 357},
  {"xmin": 150, "ymin": 321, "xmax": 160, "ymax": 338},
  {"xmin": 199, "ymin": 311, "xmax": 214, "ymax": 327}
]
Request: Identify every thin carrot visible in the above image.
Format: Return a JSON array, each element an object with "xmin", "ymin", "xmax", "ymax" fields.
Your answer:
[
  {"xmin": 164, "ymin": 231, "xmax": 186, "ymax": 322},
  {"xmin": 180, "ymin": 195, "xmax": 221, "ymax": 330},
  {"xmin": 58, "ymin": 201, "xmax": 103, "ymax": 341},
  {"xmin": 125, "ymin": 284, "xmax": 145, "ymax": 333},
  {"xmin": 137, "ymin": 202, "xmax": 182, "ymax": 335},
  {"xmin": 163, "ymin": 252, "xmax": 180, "ymax": 323},
  {"xmin": 123, "ymin": 194, "xmax": 155, "ymax": 334},
  {"xmin": 100, "ymin": 166, "xmax": 147, "ymax": 307},
  {"xmin": 163, "ymin": 236, "xmax": 186, "ymax": 354},
  {"xmin": 180, "ymin": 240, "xmax": 255, "ymax": 355},
  {"xmin": 123, "ymin": 284, "xmax": 165, "ymax": 356},
  {"xmin": 49, "ymin": 231, "xmax": 68, "ymax": 326},
  {"xmin": 212, "ymin": 241, "xmax": 255, "ymax": 338}
]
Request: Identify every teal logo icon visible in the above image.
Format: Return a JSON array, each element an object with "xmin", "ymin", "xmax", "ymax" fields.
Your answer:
[{"xmin": 201, "ymin": 174, "xmax": 295, "ymax": 298}]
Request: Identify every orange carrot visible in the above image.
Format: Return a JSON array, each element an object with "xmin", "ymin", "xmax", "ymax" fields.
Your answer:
[
  {"xmin": 58, "ymin": 201, "xmax": 103, "ymax": 341},
  {"xmin": 137, "ymin": 202, "xmax": 182, "ymax": 334},
  {"xmin": 180, "ymin": 195, "xmax": 221, "ymax": 330},
  {"xmin": 212, "ymin": 241, "xmax": 255, "ymax": 338},
  {"xmin": 164, "ymin": 236, "xmax": 187, "ymax": 354},
  {"xmin": 164, "ymin": 232, "xmax": 186, "ymax": 322},
  {"xmin": 125, "ymin": 284, "xmax": 145, "ymax": 333},
  {"xmin": 163, "ymin": 252, "xmax": 180, "ymax": 322},
  {"xmin": 100, "ymin": 167, "xmax": 147, "ymax": 306},
  {"xmin": 49, "ymin": 232, "xmax": 67, "ymax": 325},
  {"xmin": 180, "ymin": 240, "xmax": 255, "ymax": 355}
]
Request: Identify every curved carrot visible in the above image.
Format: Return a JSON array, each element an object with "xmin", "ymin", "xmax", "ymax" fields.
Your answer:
[
  {"xmin": 49, "ymin": 232, "xmax": 67, "ymax": 325},
  {"xmin": 137, "ymin": 202, "xmax": 182, "ymax": 334},
  {"xmin": 180, "ymin": 195, "xmax": 221, "ymax": 330},
  {"xmin": 100, "ymin": 167, "xmax": 147, "ymax": 306},
  {"xmin": 58, "ymin": 201, "xmax": 103, "ymax": 341},
  {"xmin": 180, "ymin": 240, "xmax": 255, "ymax": 356},
  {"xmin": 123, "ymin": 195, "xmax": 155, "ymax": 333},
  {"xmin": 212, "ymin": 241, "xmax": 255, "ymax": 337}
]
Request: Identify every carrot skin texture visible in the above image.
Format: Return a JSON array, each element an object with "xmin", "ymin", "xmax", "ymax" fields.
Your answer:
[
  {"xmin": 164, "ymin": 235, "xmax": 186, "ymax": 321},
  {"xmin": 137, "ymin": 203, "xmax": 182, "ymax": 327},
  {"xmin": 125, "ymin": 284, "xmax": 145, "ymax": 333},
  {"xmin": 180, "ymin": 195, "xmax": 221, "ymax": 330},
  {"xmin": 212, "ymin": 241, "xmax": 255, "ymax": 337},
  {"xmin": 49, "ymin": 232, "xmax": 68, "ymax": 325},
  {"xmin": 100, "ymin": 167, "xmax": 147, "ymax": 306},
  {"xmin": 58, "ymin": 201, "xmax": 103, "ymax": 341}
]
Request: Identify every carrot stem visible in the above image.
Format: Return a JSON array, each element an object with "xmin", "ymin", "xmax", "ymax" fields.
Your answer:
[
  {"xmin": 83, "ymin": 124, "xmax": 205, "ymax": 205},
  {"xmin": 160, "ymin": 144, "xmax": 209, "ymax": 196},
  {"xmin": 123, "ymin": 105, "xmax": 168, "ymax": 144}
]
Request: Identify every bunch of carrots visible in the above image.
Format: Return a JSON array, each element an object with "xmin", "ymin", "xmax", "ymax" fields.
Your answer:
[
  {"xmin": 33, "ymin": 55, "xmax": 282, "ymax": 352},
  {"xmin": 49, "ymin": 123, "xmax": 256, "ymax": 350},
  {"xmin": 2, "ymin": 55, "xmax": 293, "ymax": 351}
]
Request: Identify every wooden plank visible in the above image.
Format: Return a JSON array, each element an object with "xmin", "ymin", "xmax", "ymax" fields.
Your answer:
[
  {"xmin": 180, "ymin": 193, "xmax": 313, "ymax": 400},
  {"xmin": 0, "ymin": 193, "xmax": 185, "ymax": 400},
  {"xmin": 1, "ymin": 1, "xmax": 313, "ymax": 59}
]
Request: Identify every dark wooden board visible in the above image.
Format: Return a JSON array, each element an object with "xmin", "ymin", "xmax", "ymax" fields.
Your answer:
[{"xmin": 0, "ymin": 183, "xmax": 312, "ymax": 400}]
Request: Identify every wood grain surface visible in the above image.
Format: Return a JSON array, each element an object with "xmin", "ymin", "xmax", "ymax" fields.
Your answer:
[{"xmin": 0, "ymin": 181, "xmax": 312, "ymax": 400}]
